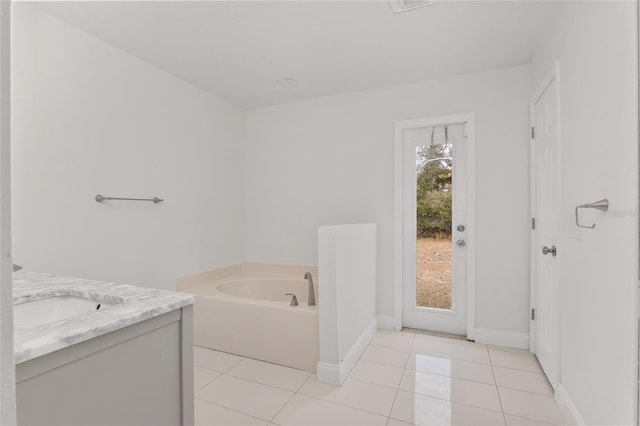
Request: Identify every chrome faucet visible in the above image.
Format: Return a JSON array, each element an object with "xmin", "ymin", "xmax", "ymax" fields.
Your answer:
[{"xmin": 304, "ymin": 272, "xmax": 316, "ymax": 306}]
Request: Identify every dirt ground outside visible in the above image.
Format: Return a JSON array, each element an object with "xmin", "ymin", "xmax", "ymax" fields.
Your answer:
[{"xmin": 416, "ymin": 237, "xmax": 452, "ymax": 310}]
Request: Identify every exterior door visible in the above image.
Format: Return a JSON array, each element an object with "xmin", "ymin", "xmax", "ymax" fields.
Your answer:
[
  {"xmin": 402, "ymin": 121, "xmax": 468, "ymax": 335},
  {"xmin": 531, "ymin": 74, "xmax": 560, "ymax": 388}
]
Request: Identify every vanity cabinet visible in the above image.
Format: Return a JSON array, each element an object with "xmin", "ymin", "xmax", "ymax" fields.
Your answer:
[{"xmin": 16, "ymin": 306, "xmax": 193, "ymax": 426}]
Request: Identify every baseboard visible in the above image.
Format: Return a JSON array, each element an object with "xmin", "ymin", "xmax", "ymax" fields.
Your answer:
[
  {"xmin": 316, "ymin": 362, "xmax": 341, "ymax": 385},
  {"xmin": 316, "ymin": 318, "xmax": 377, "ymax": 385},
  {"xmin": 473, "ymin": 327, "xmax": 529, "ymax": 349},
  {"xmin": 376, "ymin": 315, "xmax": 397, "ymax": 331},
  {"xmin": 556, "ymin": 383, "xmax": 586, "ymax": 425}
]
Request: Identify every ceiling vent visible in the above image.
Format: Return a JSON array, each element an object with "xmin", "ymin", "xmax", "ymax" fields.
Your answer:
[{"xmin": 390, "ymin": 0, "xmax": 438, "ymax": 14}]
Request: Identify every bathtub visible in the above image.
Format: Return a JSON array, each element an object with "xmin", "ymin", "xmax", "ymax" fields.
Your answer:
[{"xmin": 177, "ymin": 263, "xmax": 318, "ymax": 372}]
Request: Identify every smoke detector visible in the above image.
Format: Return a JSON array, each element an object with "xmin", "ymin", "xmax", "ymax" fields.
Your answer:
[{"xmin": 390, "ymin": 0, "xmax": 438, "ymax": 13}]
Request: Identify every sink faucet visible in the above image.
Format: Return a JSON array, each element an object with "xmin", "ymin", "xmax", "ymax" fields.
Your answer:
[{"xmin": 304, "ymin": 272, "xmax": 316, "ymax": 306}]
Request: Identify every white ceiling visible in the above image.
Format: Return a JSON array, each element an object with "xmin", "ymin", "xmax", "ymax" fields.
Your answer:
[{"xmin": 33, "ymin": 1, "xmax": 558, "ymax": 109}]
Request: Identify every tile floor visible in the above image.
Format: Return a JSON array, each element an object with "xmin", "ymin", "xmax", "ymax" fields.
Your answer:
[{"xmin": 193, "ymin": 330, "xmax": 573, "ymax": 426}]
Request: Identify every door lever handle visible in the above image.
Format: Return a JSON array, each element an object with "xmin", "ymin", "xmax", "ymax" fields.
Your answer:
[{"xmin": 542, "ymin": 245, "xmax": 557, "ymax": 256}]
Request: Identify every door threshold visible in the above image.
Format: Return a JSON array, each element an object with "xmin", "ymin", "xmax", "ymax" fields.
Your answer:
[{"xmin": 402, "ymin": 327, "xmax": 473, "ymax": 342}]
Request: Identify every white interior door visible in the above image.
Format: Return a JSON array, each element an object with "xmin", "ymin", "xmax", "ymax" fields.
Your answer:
[
  {"xmin": 531, "ymin": 75, "xmax": 560, "ymax": 388},
  {"xmin": 402, "ymin": 122, "xmax": 468, "ymax": 335}
]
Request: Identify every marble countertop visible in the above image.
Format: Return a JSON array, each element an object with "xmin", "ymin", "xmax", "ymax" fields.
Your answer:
[{"xmin": 13, "ymin": 271, "xmax": 195, "ymax": 364}]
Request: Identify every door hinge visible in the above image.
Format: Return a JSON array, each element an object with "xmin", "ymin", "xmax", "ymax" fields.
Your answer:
[
  {"xmin": 531, "ymin": 126, "xmax": 535, "ymax": 139},
  {"xmin": 531, "ymin": 308, "xmax": 535, "ymax": 321},
  {"xmin": 531, "ymin": 218, "xmax": 536, "ymax": 230}
]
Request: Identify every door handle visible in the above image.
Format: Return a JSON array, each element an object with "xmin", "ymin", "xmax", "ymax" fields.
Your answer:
[{"xmin": 542, "ymin": 245, "xmax": 557, "ymax": 256}]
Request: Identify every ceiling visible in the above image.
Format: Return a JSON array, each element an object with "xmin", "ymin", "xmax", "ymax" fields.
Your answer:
[{"xmin": 32, "ymin": 1, "xmax": 559, "ymax": 109}]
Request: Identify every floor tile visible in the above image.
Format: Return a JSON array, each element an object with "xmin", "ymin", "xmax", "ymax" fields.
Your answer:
[
  {"xmin": 361, "ymin": 344, "xmax": 410, "ymax": 367},
  {"xmin": 488, "ymin": 347, "xmax": 542, "ymax": 373},
  {"xmin": 498, "ymin": 387, "xmax": 571, "ymax": 425},
  {"xmin": 194, "ymin": 366, "xmax": 221, "ymax": 391},
  {"xmin": 195, "ymin": 398, "xmax": 268, "ymax": 426},
  {"xmin": 493, "ymin": 366, "xmax": 553, "ymax": 395},
  {"xmin": 371, "ymin": 331, "xmax": 415, "ymax": 351},
  {"xmin": 504, "ymin": 414, "xmax": 557, "ymax": 426},
  {"xmin": 197, "ymin": 375, "xmax": 293, "ymax": 421},
  {"xmin": 349, "ymin": 359, "xmax": 404, "ymax": 388},
  {"xmin": 405, "ymin": 352, "xmax": 495, "ymax": 385},
  {"xmin": 399, "ymin": 370, "xmax": 501, "ymax": 412},
  {"xmin": 413, "ymin": 333, "xmax": 481, "ymax": 348},
  {"xmin": 390, "ymin": 390, "xmax": 505, "ymax": 425},
  {"xmin": 194, "ymin": 346, "xmax": 244, "ymax": 373},
  {"xmin": 412, "ymin": 339, "xmax": 491, "ymax": 364},
  {"xmin": 387, "ymin": 418, "xmax": 415, "ymax": 426},
  {"xmin": 272, "ymin": 394, "xmax": 387, "ymax": 426},
  {"xmin": 226, "ymin": 358, "xmax": 311, "ymax": 392},
  {"xmin": 298, "ymin": 375, "xmax": 397, "ymax": 416}
]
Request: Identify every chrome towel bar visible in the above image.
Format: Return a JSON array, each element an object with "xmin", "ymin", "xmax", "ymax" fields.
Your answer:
[
  {"xmin": 95, "ymin": 194, "xmax": 163, "ymax": 204},
  {"xmin": 575, "ymin": 198, "xmax": 608, "ymax": 229}
]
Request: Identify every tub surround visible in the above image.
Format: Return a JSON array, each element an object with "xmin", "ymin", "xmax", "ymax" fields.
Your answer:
[{"xmin": 13, "ymin": 271, "xmax": 195, "ymax": 364}]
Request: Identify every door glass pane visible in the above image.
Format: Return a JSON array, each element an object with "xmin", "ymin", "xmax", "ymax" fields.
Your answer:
[{"xmin": 416, "ymin": 141, "xmax": 452, "ymax": 310}]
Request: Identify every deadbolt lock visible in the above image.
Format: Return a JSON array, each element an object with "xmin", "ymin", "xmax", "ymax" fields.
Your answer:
[{"xmin": 457, "ymin": 224, "xmax": 466, "ymax": 232}]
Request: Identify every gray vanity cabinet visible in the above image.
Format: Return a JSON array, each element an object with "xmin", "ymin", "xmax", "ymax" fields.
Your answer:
[{"xmin": 16, "ymin": 306, "xmax": 194, "ymax": 426}]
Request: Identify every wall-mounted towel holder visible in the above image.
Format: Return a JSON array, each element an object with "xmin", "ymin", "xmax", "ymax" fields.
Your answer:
[
  {"xmin": 575, "ymin": 198, "xmax": 608, "ymax": 229},
  {"xmin": 95, "ymin": 194, "xmax": 163, "ymax": 204}
]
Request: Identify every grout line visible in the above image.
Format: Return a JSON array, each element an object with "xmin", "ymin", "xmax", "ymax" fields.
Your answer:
[
  {"xmin": 489, "ymin": 352, "xmax": 508, "ymax": 425},
  {"xmin": 193, "ymin": 371, "xmax": 222, "ymax": 393},
  {"xmin": 268, "ymin": 387, "xmax": 297, "ymax": 424},
  {"xmin": 218, "ymin": 371, "xmax": 304, "ymax": 394},
  {"xmin": 194, "ymin": 395, "xmax": 274, "ymax": 423}
]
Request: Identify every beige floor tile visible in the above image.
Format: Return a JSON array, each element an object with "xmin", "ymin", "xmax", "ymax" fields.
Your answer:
[
  {"xmin": 498, "ymin": 387, "xmax": 571, "ymax": 425},
  {"xmin": 197, "ymin": 375, "xmax": 293, "ymax": 421},
  {"xmin": 298, "ymin": 375, "xmax": 397, "ymax": 416},
  {"xmin": 399, "ymin": 370, "xmax": 501, "ymax": 412},
  {"xmin": 194, "ymin": 346, "xmax": 244, "ymax": 373},
  {"xmin": 371, "ymin": 331, "xmax": 415, "ymax": 351},
  {"xmin": 272, "ymin": 394, "xmax": 387, "ymax": 426},
  {"xmin": 195, "ymin": 398, "xmax": 268, "ymax": 426},
  {"xmin": 390, "ymin": 390, "xmax": 505, "ymax": 426},
  {"xmin": 493, "ymin": 366, "xmax": 553, "ymax": 395},
  {"xmin": 194, "ymin": 366, "xmax": 221, "ymax": 392},
  {"xmin": 488, "ymin": 347, "xmax": 542, "ymax": 373},
  {"xmin": 226, "ymin": 358, "xmax": 311, "ymax": 392},
  {"xmin": 387, "ymin": 418, "xmax": 415, "ymax": 426},
  {"xmin": 412, "ymin": 339, "xmax": 491, "ymax": 364},
  {"xmin": 349, "ymin": 359, "xmax": 404, "ymax": 388},
  {"xmin": 361, "ymin": 344, "xmax": 410, "ymax": 367},
  {"xmin": 504, "ymin": 414, "xmax": 557, "ymax": 426},
  {"xmin": 413, "ymin": 333, "xmax": 483, "ymax": 348},
  {"xmin": 406, "ymin": 352, "xmax": 495, "ymax": 385}
]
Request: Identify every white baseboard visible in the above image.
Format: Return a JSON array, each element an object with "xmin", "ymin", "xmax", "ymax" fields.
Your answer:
[
  {"xmin": 316, "ymin": 318, "xmax": 377, "ymax": 385},
  {"xmin": 473, "ymin": 327, "xmax": 529, "ymax": 349},
  {"xmin": 556, "ymin": 383, "xmax": 585, "ymax": 425},
  {"xmin": 376, "ymin": 315, "xmax": 397, "ymax": 331}
]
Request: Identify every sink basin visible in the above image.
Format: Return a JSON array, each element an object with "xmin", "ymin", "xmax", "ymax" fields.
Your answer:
[{"xmin": 14, "ymin": 296, "xmax": 111, "ymax": 329}]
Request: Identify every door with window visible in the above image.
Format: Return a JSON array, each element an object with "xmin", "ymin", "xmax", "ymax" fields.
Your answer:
[{"xmin": 401, "ymin": 120, "xmax": 469, "ymax": 335}]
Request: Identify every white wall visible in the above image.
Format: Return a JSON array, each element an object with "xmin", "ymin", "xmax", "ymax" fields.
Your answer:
[
  {"xmin": 531, "ymin": 2, "xmax": 638, "ymax": 424},
  {"xmin": 12, "ymin": 5, "xmax": 246, "ymax": 290},
  {"xmin": 246, "ymin": 65, "xmax": 532, "ymax": 336},
  {"xmin": 318, "ymin": 223, "xmax": 377, "ymax": 385}
]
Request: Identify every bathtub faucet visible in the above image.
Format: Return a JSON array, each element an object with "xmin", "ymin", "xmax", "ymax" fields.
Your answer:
[{"xmin": 304, "ymin": 272, "xmax": 316, "ymax": 306}]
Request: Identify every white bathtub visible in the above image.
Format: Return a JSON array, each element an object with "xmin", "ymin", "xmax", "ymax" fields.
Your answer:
[{"xmin": 177, "ymin": 263, "xmax": 318, "ymax": 372}]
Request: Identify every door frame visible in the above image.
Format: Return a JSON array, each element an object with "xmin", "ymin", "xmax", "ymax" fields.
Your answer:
[
  {"xmin": 529, "ymin": 61, "xmax": 561, "ymax": 371},
  {"xmin": 393, "ymin": 113, "xmax": 476, "ymax": 338}
]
